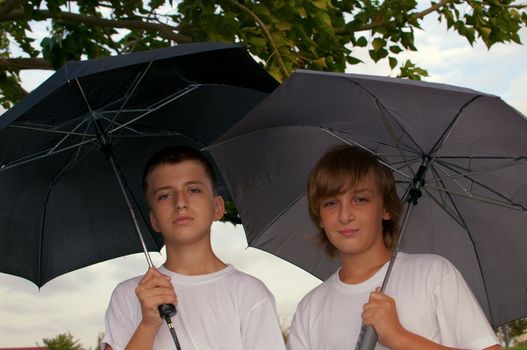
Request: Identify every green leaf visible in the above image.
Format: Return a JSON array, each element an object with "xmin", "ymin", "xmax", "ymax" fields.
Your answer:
[
  {"xmin": 356, "ymin": 36, "xmax": 368, "ymax": 47},
  {"xmin": 389, "ymin": 45, "xmax": 402, "ymax": 54},
  {"xmin": 247, "ymin": 37, "xmax": 268, "ymax": 49},
  {"xmin": 346, "ymin": 56, "xmax": 363, "ymax": 65},
  {"xmin": 296, "ymin": 7, "xmax": 307, "ymax": 18},
  {"xmin": 312, "ymin": 0, "xmax": 329, "ymax": 10},
  {"xmin": 389, "ymin": 56, "xmax": 397, "ymax": 69},
  {"xmin": 313, "ymin": 56, "xmax": 328, "ymax": 68},
  {"xmin": 372, "ymin": 37, "xmax": 385, "ymax": 52},
  {"xmin": 276, "ymin": 21, "xmax": 293, "ymax": 31}
]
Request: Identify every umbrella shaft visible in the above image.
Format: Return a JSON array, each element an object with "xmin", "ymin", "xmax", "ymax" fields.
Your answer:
[{"xmin": 107, "ymin": 152, "xmax": 154, "ymax": 268}]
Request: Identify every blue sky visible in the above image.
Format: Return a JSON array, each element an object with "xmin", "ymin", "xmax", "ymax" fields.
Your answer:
[{"xmin": 0, "ymin": 13, "xmax": 526, "ymax": 349}]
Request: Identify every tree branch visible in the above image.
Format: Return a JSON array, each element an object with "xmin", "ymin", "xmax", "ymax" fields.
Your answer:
[
  {"xmin": 0, "ymin": 57, "xmax": 54, "ymax": 70},
  {"xmin": 222, "ymin": 0, "xmax": 289, "ymax": 79},
  {"xmin": 1, "ymin": 9, "xmax": 193, "ymax": 43},
  {"xmin": 336, "ymin": 0, "xmax": 455, "ymax": 34},
  {"xmin": 0, "ymin": 0, "xmax": 24, "ymax": 20}
]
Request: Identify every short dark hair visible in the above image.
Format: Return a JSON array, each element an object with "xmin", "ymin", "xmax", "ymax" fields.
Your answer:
[
  {"xmin": 142, "ymin": 145, "xmax": 218, "ymax": 195},
  {"xmin": 307, "ymin": 145, "xmax": 402, "ymax": 258}
]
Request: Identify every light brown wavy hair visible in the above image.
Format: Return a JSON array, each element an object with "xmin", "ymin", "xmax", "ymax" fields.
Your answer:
[{"xmin": 307, "ymin": 145, "xmax": 402, "ymax": 258}]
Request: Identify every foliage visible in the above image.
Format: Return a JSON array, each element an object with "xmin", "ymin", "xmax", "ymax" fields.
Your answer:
[
  {"xmin": 41, "ymin": 332, "xmax": 86, "ymax": 350},
  {"xmin": 40, "ymin": 331, "xmax": 104, "ymax": 350},
  {"xmin": 0, "ymin": 0, "xmax": 526, "ymax": 108},
  {"xmin": 220, "ymin": 199, "xmax": 242, "ymax": 225},
  {"xmin": 94, "ymin": 332, "xmax": 104, "ymax": 350},
  {"xmin": 508, "ymin": 318, "xmax": 527, "ymax": 339}
]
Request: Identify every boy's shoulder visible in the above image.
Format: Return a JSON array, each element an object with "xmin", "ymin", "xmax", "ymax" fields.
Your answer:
[
  {"xmin": 391, "ymin": 252, "xmax": 462, "ymax": 290},
  {"xmin": 109, "ymin": 273, "xmax": 144, "ymax": 303},
  {"xmin": 225, "ymin": 266, "xmax": 275, "ymax": 296},
  {"xmin": 296, "ymin": 271, "xmax": 337, "ymax": 309}
]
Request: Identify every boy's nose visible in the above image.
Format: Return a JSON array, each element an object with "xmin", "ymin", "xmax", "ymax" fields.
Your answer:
[
  {"xmin": 175, "ymin": 193, "xmax": 188, "ymax": 210},
  {"xmin": 338, "ymin": 203, "xmax": 354, "ymax": 223}
]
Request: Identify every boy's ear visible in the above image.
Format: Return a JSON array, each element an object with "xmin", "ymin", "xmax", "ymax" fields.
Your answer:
[
  {"xmin": 149, "ymin": 211, "xmax": 160, "ymax": 232},
  {"xmin": 213, "ymin": 195, "xmax": 225, "ymax": 221}
]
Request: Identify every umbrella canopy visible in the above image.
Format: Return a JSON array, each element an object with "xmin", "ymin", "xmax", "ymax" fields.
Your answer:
[
  {"xmin": 208, "ymin": 70, "xmax": 527, "ymax": 328},
  {"xmin": 0, "ymin": 42, "xmax": 278, "ymax": 288}
]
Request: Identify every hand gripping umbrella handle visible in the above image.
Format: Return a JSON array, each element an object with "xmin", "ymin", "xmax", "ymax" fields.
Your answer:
[{"xmin": 354, "ymin": 200, "xmax": 415, "ymax": 350}]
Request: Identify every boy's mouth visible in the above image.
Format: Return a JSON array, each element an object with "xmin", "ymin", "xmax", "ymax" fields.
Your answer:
[
  {"xmin": 174, "ymin": 216, "xmax": 193, "ymax": 225},
  {"xmin": 338, "ymin": 228, "xmax": 359, "ymax": 237}
]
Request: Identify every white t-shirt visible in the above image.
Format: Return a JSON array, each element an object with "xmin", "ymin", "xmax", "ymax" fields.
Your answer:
[
  {"xmin": 103, "ymin": 264, "xmax": 285, "ymax": 350},
  {"xmin": 287, "ymin": 253, "xmax": 498, "ymax": 350}
]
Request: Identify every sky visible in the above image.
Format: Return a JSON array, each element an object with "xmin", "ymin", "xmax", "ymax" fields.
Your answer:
[{"xmin": 1, "ymin": 9, "xmax": 526, "ymax": 349}]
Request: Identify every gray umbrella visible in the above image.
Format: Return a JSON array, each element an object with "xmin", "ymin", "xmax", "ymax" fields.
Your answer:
[{"xmin": 208, "ymin": 70, "xmax": 527, "ymax": 347}]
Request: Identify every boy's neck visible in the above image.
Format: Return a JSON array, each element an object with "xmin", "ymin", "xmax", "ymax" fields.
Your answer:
[
  {"xmin": 163, "ymin": 241, "xmax": 227, "ymax": 275},
  {"xmin": 338, "ymin": 246, "xmax": 391, "ymax": 285}
]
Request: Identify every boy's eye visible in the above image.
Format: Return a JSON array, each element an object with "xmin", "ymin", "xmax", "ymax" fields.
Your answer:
[
  {"xmin": 189, "ymin": 187, "xmax": 202, "ymax": 194},
  {"xmin": 322, "ymin": 199, "xmax": 337, "ymax": 208},
  {"xmin": 354, "ymin": 197, "xmax": 369, "ymax": 204},
  {"xmin": 157, "ymin": 193, "xmax": 171, "ymax": 201}
]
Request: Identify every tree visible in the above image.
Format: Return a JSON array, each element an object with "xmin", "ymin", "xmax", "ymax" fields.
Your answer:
[
  {"xmin": 508, "ymin": 318, "xmax": 527, "ymax": 341},
  {"xmin": 1, "ymin": 0, "xmax": 526, "ymax": 108},
  {"xmin": 41, "ymin": 332, "xmax": 86, "ymax": 350}
]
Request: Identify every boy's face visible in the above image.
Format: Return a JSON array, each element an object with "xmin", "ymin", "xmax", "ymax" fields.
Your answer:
[
  {"xmin": 145, "ymin": 160, "xmax": 224, "ymax": 246},
  {"xmin": 318, "ymin": 173, "xmax": 391, "ymax": 257}
]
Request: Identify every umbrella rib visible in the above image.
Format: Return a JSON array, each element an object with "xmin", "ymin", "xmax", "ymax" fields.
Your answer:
[
  {"xmin": 108, "ymin": 61, "xmax": 154, "ymax": 139},
  {"xmin": 432, "ymin": 159, "xmax": 526, "ymax": 210},
  {"xmin": 425, "ymin": 183, "xmax": 525, "ymax": 211},
  {"xmin": 107, "ymin": 84, "xmax": 201, "ymax": 135},
  {"xmin": 3, "ymin": 118, "xmax": 97, "ymax": 172},
  {"xmin": 428, "ymin": 158, "xmax": 525, "ymax": 184},
  {"xmin": 320, "ymin": 128, "xmax": 415, "ymax": 181},
  {"xmin": 427, "ymin": 165, "xmax": 469, "ymax": 229},
  {"xmin": 428, "ymin": 95, "xmax": 484, "ymax": 163},
  {"xmin": 343, "ymin": 77, "xmax": 425, "ymax": 161},
  {"xmin": 371, "ymin": 98, "xmax": 423, "ymax": 179},
  {"xmin": 251, "ymin": 193, "xmax": 308, "ymax": 245},
  {"xmin": 98, "ymin": 115, "xmax": 146, "ymax": 135},
  {"xmin": 37, "ymin": 180, "xmax": 54, "ymax": 288},
  {"xmin": 422, "ymin": 184, "xmax": 495, "ymax": 323},
  {"xmin": 8, "ymin": 123, "xmax": 94, "ymax": 138},
  {"xmin": 0, "ymin": 138, "xmax": 97, "ymax": 172},
  {"xmin": 75, "ymin": 78, "xmax": 95, "ymax": 116}
]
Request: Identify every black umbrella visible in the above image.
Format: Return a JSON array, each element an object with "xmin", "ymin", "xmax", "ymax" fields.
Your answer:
[
  {"xmin": 208, "ymin": 70, "xmax": 527, "ymax": 348},
  {"xmin": 0, "ymin": 42, "xmax": 278, "ymax": 289}
]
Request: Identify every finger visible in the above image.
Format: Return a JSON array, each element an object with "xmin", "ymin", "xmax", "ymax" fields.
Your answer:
[
  {"xmin": 139, "ymin": 267, "xmax": 158, "ymax": 284},
  {"xmin": 143, "ymin": 292, "xmax": 178, "ymax": 308},
  {"xmin": 140, "ymin": 274, "xmax": 174, "ymax": 290}
]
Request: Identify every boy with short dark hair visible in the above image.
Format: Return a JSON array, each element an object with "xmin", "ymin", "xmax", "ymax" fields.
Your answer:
[
  {"xmin": 287, "ymin": 145, "xmax": 499, "ymax": 350},
  {"xmin": 102, "ymin": 145, "xmax": 285, "ymax": 350}
]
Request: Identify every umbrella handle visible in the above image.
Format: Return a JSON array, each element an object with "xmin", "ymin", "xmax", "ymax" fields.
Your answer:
[
  {"xmin": 355, "ymin": 325, "xmax": 378, "ymax": 350},
  {"xmin": 159, "ymin": 304, "xmax": 182, "ymax": 350},
  {"xmin": 159, "ymin": 303, "xmax": 177, "ymax": 318}
]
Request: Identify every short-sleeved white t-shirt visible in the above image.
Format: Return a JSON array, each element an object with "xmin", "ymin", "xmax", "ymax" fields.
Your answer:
[
  {"xmin": 287, "ymin": 253, "xmax": 498, "ymax": 350},
  {"xmin": 103, "ymin": 264, "xmax": 285, "ymax": 350}
]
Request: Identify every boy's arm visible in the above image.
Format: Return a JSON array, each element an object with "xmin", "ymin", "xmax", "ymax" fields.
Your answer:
[
  {"xmin": 362, "ymin": 288, "xmax": 500, "ymax": 350},
  {"xmin": 123, "ymin": 268, "xmax": 178, "ymax": 350},
  {"xmin": 103, "ymin": 268, "xmax": 177, "ymax": 350},
  {"xmin": 286, "ymin": 310, "xmax": 309, "ymax": 350}
]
